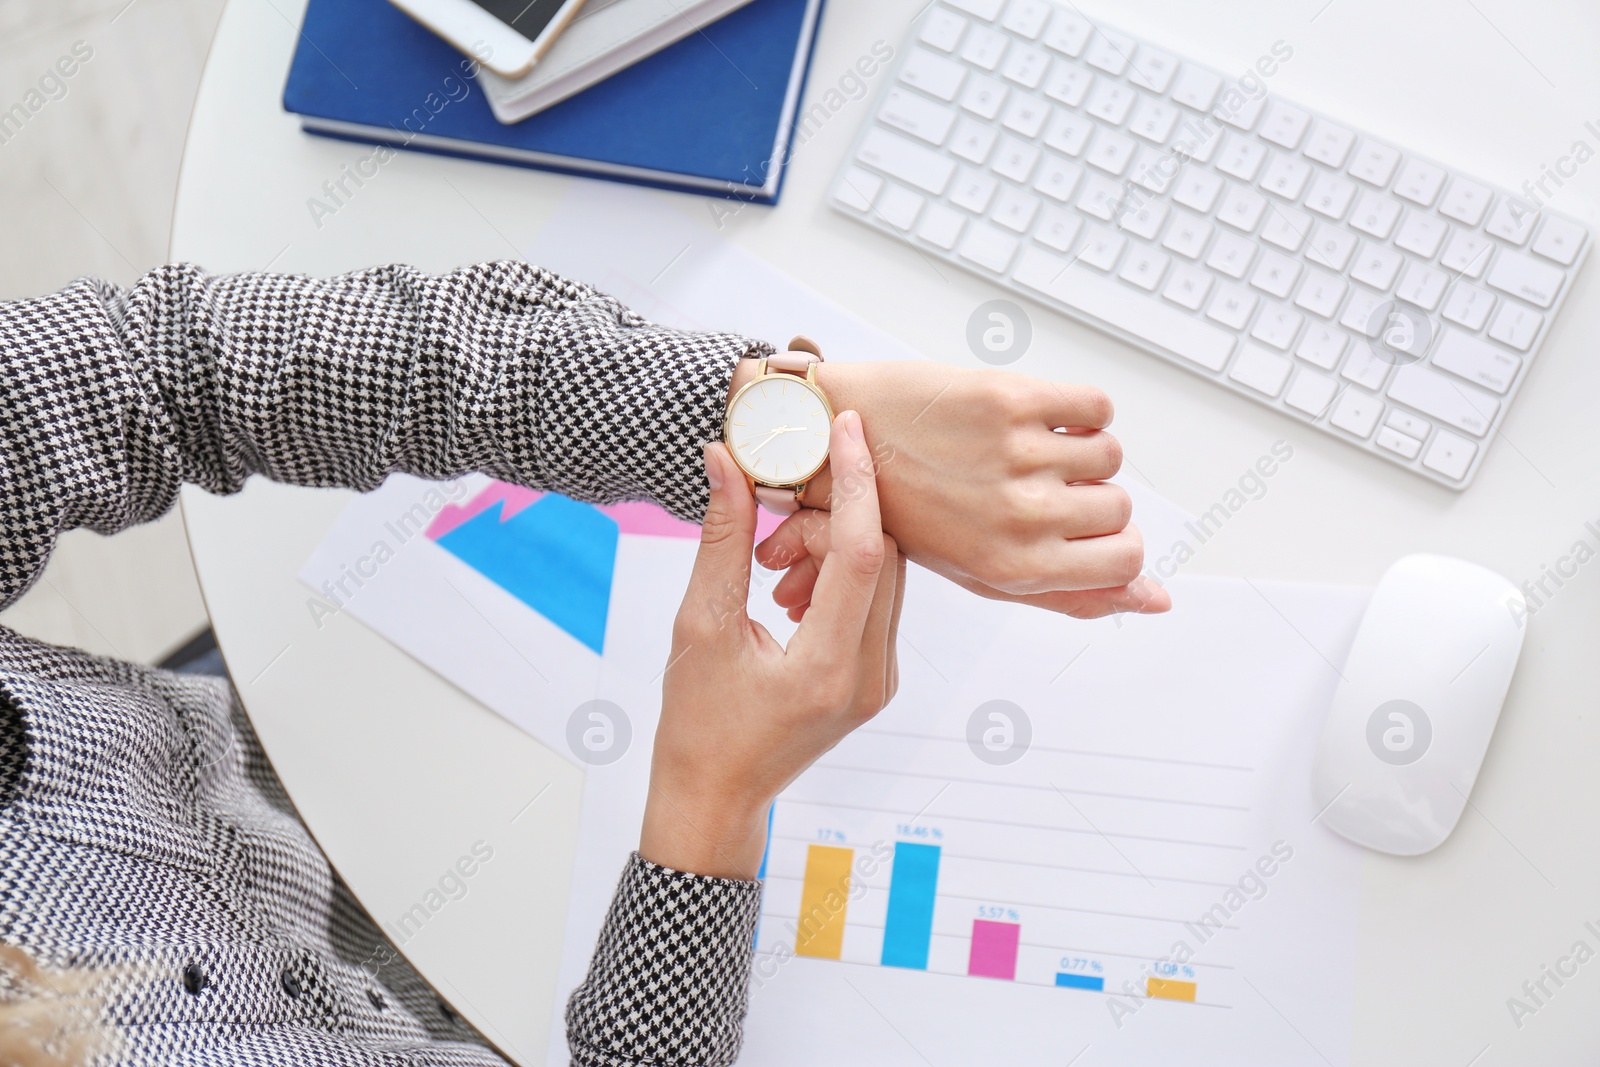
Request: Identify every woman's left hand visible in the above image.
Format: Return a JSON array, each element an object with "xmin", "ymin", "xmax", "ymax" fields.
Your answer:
[{"xmin": 640, "ymin": 409, "xmax": 904, "ymax": 880}]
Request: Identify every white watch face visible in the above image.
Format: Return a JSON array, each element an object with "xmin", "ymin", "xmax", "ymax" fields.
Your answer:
[{"xmin": 726, "ymin": 375, "xmax": 832, "ymax": 485}]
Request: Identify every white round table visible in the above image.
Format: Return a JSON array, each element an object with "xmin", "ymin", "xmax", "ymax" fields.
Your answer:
[{"xmin": 174, "ymin": 0, "xmax": 1600, "ymax": 1062}]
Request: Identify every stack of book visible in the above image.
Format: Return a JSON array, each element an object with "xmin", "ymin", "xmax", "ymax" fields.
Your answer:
[{"xmin": 282, "ymin": 0, "xmax": 825, "ymax": 203}]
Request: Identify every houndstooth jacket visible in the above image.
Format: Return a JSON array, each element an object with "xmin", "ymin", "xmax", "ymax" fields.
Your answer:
[{"xmin": 0, "ymin": 263, "xmax": 770, "ymax": 1066}]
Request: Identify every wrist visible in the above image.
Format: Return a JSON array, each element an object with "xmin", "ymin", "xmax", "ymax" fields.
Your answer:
[{"xmin": 640, "ymin": 788, "xmax": 769, "ymax": 881}]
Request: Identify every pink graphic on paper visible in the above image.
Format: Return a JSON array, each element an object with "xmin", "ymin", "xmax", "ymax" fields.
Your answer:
[
  {"xmin": 425, "ymin": 482, "xmax": 784, "ymax": 542},
  {"xmin": 967, "ymin": 919, "xmax": 1021, "ymax": 980}
]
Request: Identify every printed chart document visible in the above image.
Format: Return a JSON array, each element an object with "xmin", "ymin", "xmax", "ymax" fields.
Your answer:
[{"xmin": 297, "ymin": 183, "xmax": 1370, "ymax": 1067}]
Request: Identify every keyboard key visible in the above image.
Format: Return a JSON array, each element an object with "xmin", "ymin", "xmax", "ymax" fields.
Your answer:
[
  {"xmin": 1386, "ymin": 363, "xmax": 1499, "ymax": 436},
  {"xmin": 1531, "ymin": 216, "xmax": 1587, "ymax": 267},
  {"xmin": 1170, "ymin": 122, "xmax": 1221, "ymax": 164},
  {"xmin": 1348, "ymin": 140, "xmax": 1400, "ymax": 186},
  {"xmin": 1285, "ymin": 369, "xmax": 1339, "ymax": 416},
  {"xmin": 900, "ymin": 49, "xmax": 967, "ymax": 101},
  {"xmin": 1013, "ymin": 246, "xmax": 1237, "ymax": 370},
  {"xmin": 1250, "ymin": 304, "xmax": 1304, "ymax": 350},
  {"xmin": 1034, "ymin": 206, "xmax": 1082, "ymax": 251},
  {"xmin": 1033, "ymin": 154, "xmax": 1084, "ymax": 201},
  {"xmin": 944, "ymin": 0, "xmax": 1003, "ymax": 17},
  {"xmin": 960, "ymin": 74, "xmax": 1009, "ymax": 118},
  {"xmin": 1422, "ymin": 430, "xmax": 1477, "ymax": 481},
  {"xmin": 920, "ymin": 10, "xmax": 968, "ymax": 53},
  {"xmin": 1305, "ymin": 173, "xmax": 1356, "ymax": 220},
  {"xmin": 1341, "ymin": 342, "xmax": 1394, "ymax": 392},
  {"xmin": 1394, "ymin": 212, "xmax": 1448, "ymax": 258},
  {"xmin": 1129, "ymin": 147, "xmax": 1178, "ymax": 193},
  {"xmin": 1394, "ymin": 159, "xmax": 1446, "ymax": 206},
  {"xmin": 1206, "ymin": 282, "xmax": 1258, "ymax": 330},
  {"xmin": 1261, "ymin": 205, "xmax": 1311, "ymax": 252},
  {"xmin": 1438, "ymin": 178, "xmax": 1491, "ymax": 226},
  {"xmin": 1296, "ymin": 324, "xmax": 1348, "ymax": 369},
  {"xmin": 1172, "ymin": 171, "xmax": 1224, "ymax": 213},
  {"xmin": 1394, "ymin": 263, "xmax": 1448, "ymax": 311},
  {"xmin": 1433, "ymin": 327, "xmax": 1520, "ymax": 393},
  {"xmin": 1294, "ymin": 269, "xmax": 1347, "ymax": 318},
  {"xmin": 1259, "ymin": 102, "xmax": 1310, "ymax": 149},
  {"xmin": 1349, "ymin": 194, "xmax": 1401, "ymax": 239},
  {"xmin": 1484, "ymin": 199, "xmax": 1537, "ymax": 245},
  {"xmin": 1260, "ymin": 153, "xmax": 1312, "ymax": 199},
  {"xmin": 1076, "ymin": 175, "xmax": 1127, "ymax": 220},
  {"xmin": 1001, "ymin": 95, "xmax": 1050, "ymax": 138},
  {"xmin": 991, "ymin": 187, "xmax": 1040, "ymax": 233},
  {"xmin": 1085, "ymin": 81, "xmax": 1136, "ymax": 125},
  {"xmin": 1044, "ymin": 109, "xmax": 1094, "ymax": 156},
  {"xmin": 961, "ymin": 25, "xmax": 1010, "ymax": 70},
  {"xmin": 1120, "ymin": 247, "xmax": 1170, "ymax": 291},
  {"xmin": 1162, "ymin": 264, "xmax": 1213, "ymax": 309},
  {"xmin": 1250, "ymin": 251, "xmax": 1302, "ymax": 299},
  {"xmin": 950, "ymin": 167, "xmax": 999, "ymax": 213},
  {"xmin": 1216, "ymin": 133, "xmax": 1267, "ymax": 182},
  {"xmin": 1439, "ymin": 232, "xmax": 1494, "ymax": 278},
  {"xmin": 1041, "ymin": 10, "xmax": 1093, "ymax": 56},
  {"xmin": 1229, "ymin": 342, "xmax": 1293, "ymax": 396},
  {"xmin": 1216, "ymin": 85, "xmax": 1268, "ymax": 131},
  {"xmin": 950, "ymin": 117, "xmax": 999, "ymax": 164},
  {"xmin": 1001, "ymin": 0, "xmax": 1053, "ymax": 39},
  {"xmin": 1087, "ymin": 129, "xmax": 1137, "ymax": 175},
  {"xmin": 1171, "ymin": 66, "xmax": 1223, "ymax": 112},
  {"xmin": 1340, "ymin": 288, "xmax": 1390, "ymax": 337},
  {"xmin": 1118, "ymin": 200, "xmax": 1168, "ymax": 240},
  {"xmin": 1043, "ymin": 66, "xmax": 1092, "ymax": 109},
  {"xmin": 1129, "ymin": 98, "xmax": 1180, "ymax": 144},
  {"xmin": 1440, "ymin": 283, "xmax": 1495, "ymax": 331},
  {"xmin": 858, "ymin": 129, "xmax": 955, "ymax": 194},
  {"xmin": 1307, "ymin": 223, "xmax": 1358, "ymax": 271},
  {"xmin": 1329, "ymin": 390, "xmax": 1383, "ymax": 438},
  {"xmin": 1486, "ymin": 249, "xmax": 1565, "ymax": 309},
  {"xmin": 958, "ymin": 221, "xmax": 1020, "ymax": 272},
  {"xmin": 1386, "ymin": 410, "xmax": 1430, "ymax": 439},
  {"xmin": 1350, "ymin": 244, "xmax": 1403, "ymax": 290},
  {"xmin": 880, "ymin": 88, "xmax": 958, "ymax": 146},
  {"xmin": 1084, "ymin": 30, "xmax": 1134, "ymax": 75},
  {"xmin": 1001, "ymin": 44, "xmax": 1051, "ymax": 88},
  {"xmin": 1128, "ymin": 47, "xmax": 1179, "ymax": 93},
  {"xmin": 1162, "ymin": 214, "xmax": 1213, "ymax": 259},
  {"xmin": 835, "ymin": 167, "xmax": 883, "ymax": 211},
  {"xmin": 1486, "ymin": 304, "xmax": 1542, "ymax": 352},
  {"xmin": 876, "ymin": 183, "xmax": 925, "ymax": 230},
  {"xmin": 1303, "ymin": 121, "xmax": 1355, "ymax": 168},
  {"xmin": 1206, "ymin": 231, "xmax": 1257, "ymax": 280},
  {"xmin": 916, "ymin": 202, "xmax": 966, "ymax": 249},
  {"xmin": 992, "ymin": 136, "xmax": 1041, "ymax": 182},
  {"xmin": 1376, "ymin": 425, "xmax": 1422, "ymax": 460},
  {"xmin": 1077, "ymin": 226, "xmax": 1127, "ymax": 271},
  {"xmin": 1216, "ymin": 185, "xmax": 1267, "ymax": 232}
]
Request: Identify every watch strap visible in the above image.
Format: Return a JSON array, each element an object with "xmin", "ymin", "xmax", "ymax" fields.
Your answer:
[
  {"xmin": 754, "ymin": 485, "xmax": 803, "ymax": 515},
  {"xmin": 750, "ymin": 335, "xmax": 825, "ymax": 516}
]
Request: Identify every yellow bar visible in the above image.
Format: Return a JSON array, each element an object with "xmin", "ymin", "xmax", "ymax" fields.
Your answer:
[
  {"xmin": 1147, "ymin": 977, "xmax": 1197, "ymax": 1002},
  {"xmin": 795, "ymin": 844, "xmax": 854, "ymax": 960}
]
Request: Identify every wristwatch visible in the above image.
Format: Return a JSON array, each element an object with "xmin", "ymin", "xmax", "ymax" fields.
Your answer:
[{"xmin": 722, "ymin": 336, "xmax": 833, "ymax": 515}]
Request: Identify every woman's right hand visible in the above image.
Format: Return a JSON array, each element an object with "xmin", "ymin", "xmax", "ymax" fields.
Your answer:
[{"xmin": 639, "ymin": 409, "xmax": 904, "ymax": 881}]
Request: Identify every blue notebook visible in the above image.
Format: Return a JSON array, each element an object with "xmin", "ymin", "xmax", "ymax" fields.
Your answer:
[{"xmin": 283, "ymin": 0, "xmax": 824, "ymax": 203}]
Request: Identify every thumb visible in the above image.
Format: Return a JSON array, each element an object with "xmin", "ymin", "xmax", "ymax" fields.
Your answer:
[{"xmin": 684, "ymin": 443, "xmax": 758, "ymax": 616}]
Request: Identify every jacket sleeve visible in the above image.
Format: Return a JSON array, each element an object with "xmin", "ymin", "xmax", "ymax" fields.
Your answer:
[
  {"xmin": 566, "ymin": 854, "xmax": 764, "ymax": 1066},
  {"xmin": 0, "ymin": 262, "xmax": 772, "ymax": 611}
]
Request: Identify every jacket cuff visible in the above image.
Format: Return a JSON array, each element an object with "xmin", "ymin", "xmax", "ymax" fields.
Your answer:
[{"xmin": 565, "ymin": 853, "xmax": 763, "ymax": 1067}]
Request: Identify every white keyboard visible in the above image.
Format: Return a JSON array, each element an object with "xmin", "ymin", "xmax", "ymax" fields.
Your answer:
[{"xmin": 830, "ymin": 0, "xmax": 1591, "ymax": 488}]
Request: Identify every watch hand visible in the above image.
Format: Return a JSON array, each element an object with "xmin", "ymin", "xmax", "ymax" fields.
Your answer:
[{"xmin": 748, "ymin": 426, "xmax": 793, "ymax": 456}]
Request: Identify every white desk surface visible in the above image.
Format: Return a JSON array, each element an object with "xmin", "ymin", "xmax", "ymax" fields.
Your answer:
[{"xmin": 173, "ymin": 1, "xmax": 1600, "ymax": 1062}]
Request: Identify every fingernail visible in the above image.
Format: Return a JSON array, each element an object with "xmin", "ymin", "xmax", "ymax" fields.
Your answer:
[
  {"xmin": 703, "ymin": 444, "xmax": 723, "ymax": 491},
  {"xmin": 842, "ymin": 409, "xmax": 865, "ymax": 443}
]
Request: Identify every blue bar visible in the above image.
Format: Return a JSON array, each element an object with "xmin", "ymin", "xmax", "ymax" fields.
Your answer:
[
  {"xmin": 880, "ymin": 842, "xmax": 941, "ymax": 970},
  {"xmin": 1055, "ymin": 973, "xmax": 1105, "ymax": 991}
]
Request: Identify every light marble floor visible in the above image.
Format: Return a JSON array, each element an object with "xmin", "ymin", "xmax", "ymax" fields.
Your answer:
[{"xmin": 1, "ymin": 0, "xmax": 225, "ymax": 663}]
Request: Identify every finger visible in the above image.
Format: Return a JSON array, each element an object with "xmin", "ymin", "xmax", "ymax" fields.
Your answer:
[
  {"xmin": 789, "ymin": 410, "xmax": 885, "ymax": 665},
  {"xmin": 1054, "ymin": 482, "xmax": 1133, "ymax": 539},
  {"xmin": 995, "ymin": 524, "xmax": 1145, "ymax": 596},
  {"xmin": 773, "ymin": 555, "xmax": 821, "ymax": 610},
  {"xmin": 854, "ymin": 535, "xmax": 901, "ymax": 713},
  {"xmin": 953, "ymin": 573, "xmax": 1172, "ymax": 618},
  {"xmin": 1039, "ymin": 383, "xmax": 1114, "ymax": 430},
  {"xmin": 754, "ymin": 508, "xmax": 829, "ymax": 572},
  {"xmin": 681, "ymin": 444, "xmax": 758, "ymax": 624},
  {"xmin": 1052, "ymin": 428, "xmax": 1123, "ymax": 482},
  {"xmin": 886, "ymin": 549, "xmax": 907, "ymax": 700}
]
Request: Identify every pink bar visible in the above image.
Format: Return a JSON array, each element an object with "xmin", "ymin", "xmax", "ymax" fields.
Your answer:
[
  {"xmin": 967, "ymin": 919, "xmax": 1021, "ymax": 980},
  {"xmin": 427, "ymin": 480, "xmax": 786, "ymax": 542}
]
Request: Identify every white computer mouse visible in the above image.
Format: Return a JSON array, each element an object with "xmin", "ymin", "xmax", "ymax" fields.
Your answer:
[{"xmin": 1310, "ymin": 554, "xmax": 1526, "ymax": 856}]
